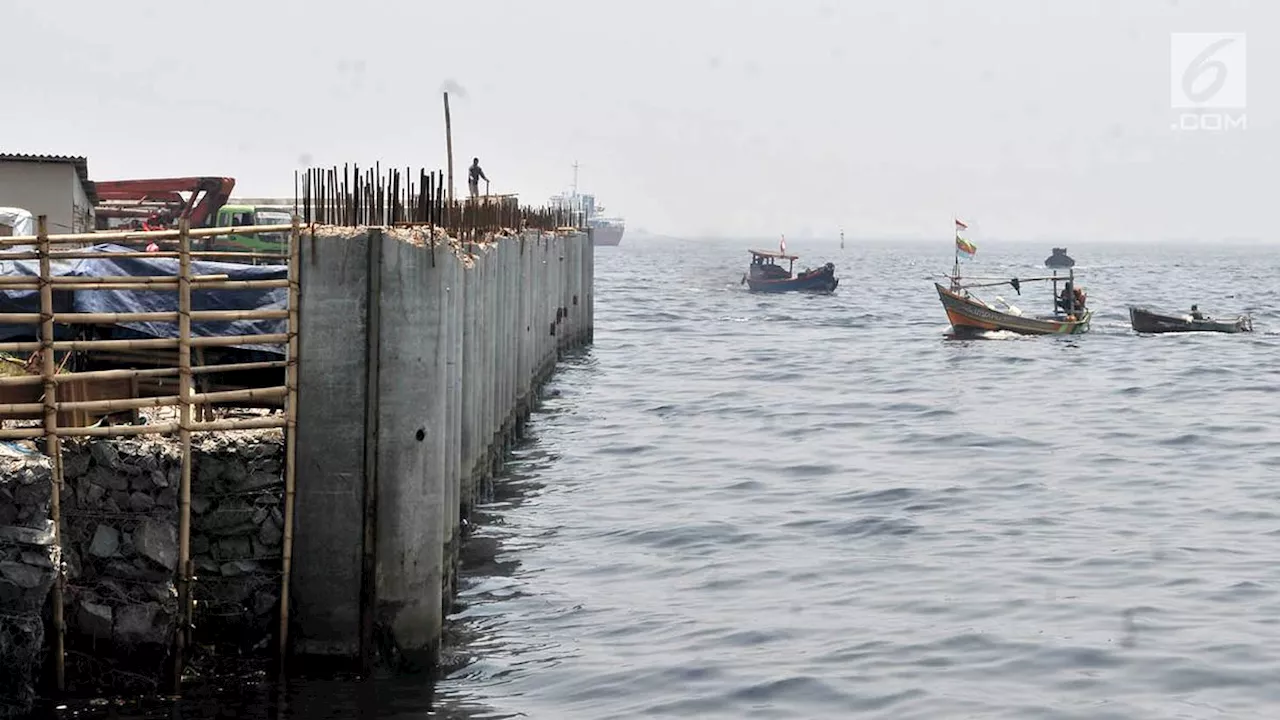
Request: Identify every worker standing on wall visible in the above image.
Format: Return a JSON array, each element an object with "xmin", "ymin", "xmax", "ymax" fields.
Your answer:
[{"xmin": 468, "ymin": 158, "xmax": 488, "ymax": 199}]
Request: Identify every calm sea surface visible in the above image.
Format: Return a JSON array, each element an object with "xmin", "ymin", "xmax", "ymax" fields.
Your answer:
[{"xmin": 68, "ymin": 237, "xmax": 1280, "ymax": 719}]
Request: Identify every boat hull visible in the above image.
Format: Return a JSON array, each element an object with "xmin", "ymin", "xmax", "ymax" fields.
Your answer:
[
  {"xmin": 590, "ymin": 224, "xmax": 625, "ymax": 247},
  {"xmin": 747, "ymin": 265, "xmax": 839, "ymax": 293},
  {"xmin": 936, "ymin": 283, "xmax": 1090, "ymax": 336},
  {"xmin": 1128, "ymin": 306, "xmax": 1252, "ymax": 334}
]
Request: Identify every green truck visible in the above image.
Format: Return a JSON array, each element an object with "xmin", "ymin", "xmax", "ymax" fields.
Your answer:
[{"xmin": 205, "ymin": 204, "xmax": 293, "ymax": 259}]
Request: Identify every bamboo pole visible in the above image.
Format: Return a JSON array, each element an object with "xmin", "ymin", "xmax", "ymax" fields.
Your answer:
[
  {"xmin": 58, "ymin": 421, "xmax": 181, "ymax": 438},
  {"xmin": 0, "ymin": 309, "xmax": 289, "ymax": 326},
  {"xmin": 0, "ymin": 427, "xmax": 44, "ymax": 440},
  {"xmin": 189, "ymin": 279, "xmax": 290, "ymax": 291},
  {"xmin": 191, "ymin": 386, "xmax": 287, "ymax": 405},
  {"xmin": 188, "ymin": 333, "xmax": 289, "ymax": 348},
  {"xmin": 37, "ymin": 215, "xmax": 67, "ymax": 691},
  {"xmin": 0, "ymin": 250, "xmax": 287, "ymax": 262},
  {"xmin": 173, "ymin": 217, "xmax": 193, "ymax": 693},
  {"xmin": 0, "ymin": 401, "xmax": 54, "ymax": 415},
  {"xmin": 189, "ymin": 416, "xmax": 287, "ymax": 432},
  {"xmin": 0, "ymin": 281, "xmax": 278, "ymax": 293},
  {"xmin": 0, "ymin": 360, "xmax": 289, "ymax": 388},
  {"xmin": 190, "ymin": 309, "xmax": 290, "ymax": 322},
  {"xmin": 0, "ymin": 222, "xmax": 296, "ymax": 246},
  {"xmin": 0, "ymin": 333, "xmax": 288, "ymax": 354},
  {"xmin": 279, "ymin": 215, "xmax": 301, "ymax": 670},
  {"xmin": 0, "ymin": 274, "xmax": 231, "ymax": 287},
  {"xmin": 53, "ymin": 394, "xmax": 181, "ymax": 413}
]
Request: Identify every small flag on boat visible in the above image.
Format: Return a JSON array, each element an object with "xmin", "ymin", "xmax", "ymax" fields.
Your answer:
[
  {"xmin": 955, "ymin": 218, "xmax": 968, "ymax": 230},
  {"xmin": 955, "ymin": 234, "xmax": 977, "ymax": 256},
  {"xmin": 780, "ymin": 234, "xmax": 786, "ymax": 254}
]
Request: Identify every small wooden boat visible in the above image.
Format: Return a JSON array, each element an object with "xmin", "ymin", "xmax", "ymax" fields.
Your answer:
[
  {"xmin": 937, "ymin": 227, "xmax": 1089, "ymax": 336},
  {"xmin": 743, "ymin": 249, "xmax": 838, "ymax": 293},
  {"xmin": 1128, "ymin": 306, "xmax": 1253, "ymax": 334},
  {"xmin": 937, "ymin": 281, "xmax": 1091, "ymax": 336}
]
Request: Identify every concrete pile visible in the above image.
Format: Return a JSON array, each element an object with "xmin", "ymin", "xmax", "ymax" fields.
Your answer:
[
  {"xmin": 60, "ymin": 439, "xmax": 181, "ymax": 691},
  {"xmin": 292, "ymin": 227, "xmax": 593, "ymax": 670},
  {"xmin": 189, "ymin": 434, "xmax": 285, "ymax": 655},
  {"xmin": 0, "ymin": 444, "xmax": 57, "ymax": 718}
]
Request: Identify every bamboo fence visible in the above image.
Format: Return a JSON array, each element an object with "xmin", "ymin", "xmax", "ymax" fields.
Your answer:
[{"xmin": 0, "ymin": 216, "xmax": 301, "ymax": 693}]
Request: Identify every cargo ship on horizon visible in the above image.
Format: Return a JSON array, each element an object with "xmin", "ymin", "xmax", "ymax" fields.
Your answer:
[{"xmin": 549, "ymin": 163, "xmax": 626, "ymax": 247}]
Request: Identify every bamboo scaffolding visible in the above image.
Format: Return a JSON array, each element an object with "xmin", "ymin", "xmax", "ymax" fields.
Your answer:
[{"xmin": 1, "ymin": 218, "xmax": 303, "ymax": 694}]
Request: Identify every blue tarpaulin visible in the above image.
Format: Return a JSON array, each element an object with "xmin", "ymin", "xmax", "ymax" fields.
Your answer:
[{"xmin": 0, "ymin": 244, "xmax": 287, "ymax": 354}]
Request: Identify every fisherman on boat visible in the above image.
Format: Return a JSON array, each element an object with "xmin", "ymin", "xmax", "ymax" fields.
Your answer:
[
  {"xmin": 1190, "ymin": 304, "xmax": 1205, "ymax": 320},
  {"xmin": 1057, "ymin": 281, "xmax": 1087, "ymax": 316}
]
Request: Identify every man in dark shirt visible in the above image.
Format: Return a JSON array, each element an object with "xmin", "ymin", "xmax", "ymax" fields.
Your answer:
[
  {"xmin": 468, "ymin": 158, "xmax": 488, "ymax": 198},
  {"xmin": 1190, "ymin": 304, "xmax": 1204, "ymax": 320}
]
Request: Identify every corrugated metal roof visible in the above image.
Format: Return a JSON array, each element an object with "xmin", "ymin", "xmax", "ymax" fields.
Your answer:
[{"xmin": 0, "ymin": 152, "xmax": 97, "ymax": 203}]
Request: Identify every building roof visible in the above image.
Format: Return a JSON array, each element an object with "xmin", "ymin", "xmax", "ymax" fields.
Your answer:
[{"xmin": 0, "ymin": 153, "xmax": 97, "ymax": 203}]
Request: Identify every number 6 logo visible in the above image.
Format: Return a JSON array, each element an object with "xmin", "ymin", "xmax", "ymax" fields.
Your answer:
[
  {"xmin": 1182, "ymin": 38, "xmax": 1235, "ymax": 103},
  {"xmin": 1171, "ymin": 33, "xmax": 1246, "ymax": 109}
]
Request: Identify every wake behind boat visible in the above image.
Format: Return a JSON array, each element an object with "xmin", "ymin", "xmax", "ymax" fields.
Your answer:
[
  {"xmin": 936, "ymin": 219, "xmax": 1090, "ymax": 336},
  {"xmin": 1129, "ymin": 306, "xmax": 1253, "ymax": 334}
]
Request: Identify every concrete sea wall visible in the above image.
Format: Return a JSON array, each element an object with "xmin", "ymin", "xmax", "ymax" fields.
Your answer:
[
  {"xmin": 290, "ymin": 227, "xmax": 592, "ymax": 669},
  {"xmin": 0, "ymin": 224, "xmax": 593, "ymax": 710}
]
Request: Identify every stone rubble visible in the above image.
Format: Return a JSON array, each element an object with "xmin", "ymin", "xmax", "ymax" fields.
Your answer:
[
  {"xmin": 0, "ymin": 444, "xmax": 57, "ymax": 718},
  {"xmin": 0, "ymin": 431, "xmax": 285, "ymax": 706},
  {"xmin": 189, "ymin": 434, "xmax": 286, "ymax": 654}
]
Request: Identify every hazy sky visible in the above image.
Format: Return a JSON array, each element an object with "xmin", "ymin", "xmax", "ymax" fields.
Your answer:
[{"xmin": 7, "ymin": 0, "xmax": 1274, "ymax": 241}]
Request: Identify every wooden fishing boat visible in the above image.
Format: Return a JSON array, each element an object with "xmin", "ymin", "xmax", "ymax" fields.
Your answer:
[
  {"xmin": 936, "ymin": 280, "xmax": 1091, "ymax": 336},
  {"xmin": 936, "ymin": 224, "xmax": 1089, "ymax": 336},
  {"xmin": 743, "ymin": 249, "xmax": 838, "ymax": 293},
  {"xmin": 1129, "ymin": 306, "xmax": 1253, "ymax": 334}
]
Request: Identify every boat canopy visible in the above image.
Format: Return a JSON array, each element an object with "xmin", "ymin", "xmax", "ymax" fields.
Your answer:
[{"xmin": 749, "ymin": 249, "xmax": 798, "ymax": 260}]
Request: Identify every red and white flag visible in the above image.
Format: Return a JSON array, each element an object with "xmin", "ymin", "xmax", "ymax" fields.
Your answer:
[
  {"xmin": 780, "ymin": 234, "xmax": 787, "ymax": 253},
  {"xmin": 955, "ymin": 218, "xmax": 968, "ymax": 230}
]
